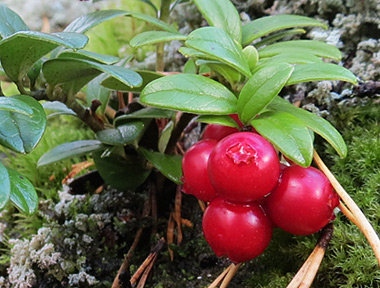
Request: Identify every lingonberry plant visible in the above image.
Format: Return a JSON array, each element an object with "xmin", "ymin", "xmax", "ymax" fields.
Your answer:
[{"xmin": 0, "ymin": 0, "xmax": 379, "ymax": 287}]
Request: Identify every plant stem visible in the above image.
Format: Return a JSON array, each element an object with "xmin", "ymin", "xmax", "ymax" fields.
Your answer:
[
  {"xmin": 164, "ymin": 113, "xmax": 194, "ymax": 155},
  {"xmin": 313, "ymin": 150, "xmax": 380, "ymax": 266},
  {"xmin": 156, "ymin": 0, "xmax": 171, "ymax": 72},
  {"xmin": 338, "ymin": 201, "xmax": 359, "ymax": 227},
  {"xmin": 208, "ymin": 264, "xmax": 233, "ymax": 288},
  {"xmin": 220, "ymin": 263, "xmax": 242, "ymax": 288}
]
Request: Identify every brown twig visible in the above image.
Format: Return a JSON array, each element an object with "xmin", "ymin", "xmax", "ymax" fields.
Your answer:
[
  {"xmin": 198, "ymin": 200, "xmax": 206, "ymax": 212},
  {"xmin": 136, "ymin": 254, "xmax": 157, "ymax": 288},
  {"xmin": 207, "ymin": 264, "xmax": 233, "ymax": 288},
  {"xmin": 174, "ymin": 185, "xmax": 183, "ymax": 245},
  {"xmin": 338, "ymin": 201, "xmax": 359, "ymax": 227},
  {"xmin": 313, "ymin": 150, "xmax": 380, "ymax": 266},
  {"xmin": 167, "ymin": 212, "xmax": 175, "ymax": 261},
  {"xmin": 220, "ymin": 263, "xmax": 242, "ymax": 288}
]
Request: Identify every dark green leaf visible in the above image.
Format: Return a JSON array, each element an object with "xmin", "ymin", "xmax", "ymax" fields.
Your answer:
[
  {"xmin": 27, "ymin": 58, "xmax": 44, "ymax": 88},
  {"xmin": 130, "ymin": 31, "xmax": 186, "ymax": 48},
  {"xmin": 268, "ymin": 96, "xmax": 347, "ymax": 157},
  {"xmin": 186, "ymin": 27, "xmax": 251, "ymax": 77},
  {"xmin": 93, "ymin": 149, "xmax": 150, "ymax": 190},
  {"xmin": 37, "ymin": 140, "xmax": 103, "ymax": 167},
  {"xmin": 251, "ymin": 111, "xmax": 313, "ymax": 167},
  {"xmin": 286, "ymin": 63, "xmax": 357, "ymax": 85},
  {"xmin": 139, "ymin": 148, "xmax": 183, "ymax": 184},
  {"xmin": 0, "ymin": 31, "xmax": 88, "ymax": 82},
  {"xmin": 138, "ymin": 0, "xmax": 158, "ymax": 13},
  {"xmin": 242, "ymin": 15, "xmax": 327, "ymax": 46},
  {"xmin": 0, "ymin": 96, "xmax": 33, "ymax": 115},
  {"xmin": 115, "ymin": 108, "xmax": 175, "ymax": 126},
  {"xmin": 96, "ymin": 121, "xmax": 145, "ymax": 145},
  {"xmin": 43, "ymin": 58, "xmax": 142, "ymax": 95},
  {"xmin": 0, "ymin": 95, "xmax": 46, "ymax": 154},
  {"xmin": 258, "ymin": 40, "xmax": 342, "ymax": 61},
  {"xmin": 158, "ymin": 121, "xmax": 174, "ymax": 153},
  {"xmin": 196, "ymin": 115, "xmax": 240, "ymax": 128},
  {"xmin": 196, "ymin": 60, "xmax": 241, "ymax": 85},
  {"xmin": 140, "ymin": 74, "xmax": 237, "ymax": 114},
  {"xmin": 86, "ymin": 75, "xmax": 111, "ymax": 115},
  {"xmin": 8, "ymin": 168, "xmax": 38, "ymax": 215},
  {"xmin": 0, "ymin": 161, "xmax": 10, "ymax": 210},
  {"xmin": 42, "ymin": 101, "xmax": 76, "ymax": 118},
  {"xmin": 0, "ymin": 4, "xmax": 29, "ymax": 39},
  {"xmin": 101, "ymin": 70, "xmax": 162, "ymax": 92},
  {"xmin": 254, "ymin": 28, "xmax": 306, "ymax": 48},
  {"xmin": 193, "ymin": 0, "xmax": 242, "ymax": 43},
  {"xmin": 237, "ymin": 64, "xmax": 294, "ymax": 123},
  {"xmin": 58, "ymin": 50, "xmax": 119, "ymax": 64}
]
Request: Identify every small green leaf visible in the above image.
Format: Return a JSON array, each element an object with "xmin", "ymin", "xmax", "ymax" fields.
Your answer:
[
  {"xmin": 196, "ymin": 60, "xmax": 241, "ymax": 85},
  {"xmin": 286, "ymin": 63, "xmax": 358, "ymax": 85},
  {"xmin": 258, "ymin": 53, "xmax": 323, "ymax": 65},
  {"xmin": 183, "ymin": 59, "xmax": 197, "ymax": 74},
  {"xmin": 140, "ymin": 74, "xmax": 237, "ymax": 115},
  {"xmin": 251, "ymin": 111, "xmax": 314, "ymax": 167},
  {"xmin": 8, "ymin": 168, "xmax": 38, "ymax": 215},
  {"xmin": 58, "ymin": 50, "xmax": 119, "ymax": 65},
  {"xmin": 186, "ymin": 27, "xmax": 251, "ymax": 77},
  {"xmin": 196, "ymin": 115, "xmax": 240, "ymax": 128},
  {"xmin": 27, "ymin": 58, "xmax": 44, "ymax": 88},
  {"xmin": 0, "ymin": 95, "xmax": 46, "ymax": 154},
  {"xmin": 268, "ymin": 96, "xmax": 347, "ymax": 157},
  {"xmin": 0, "ymin": 31, "xmax": 88, "ymax": 82},
  {"xmin": 101, "ymin": 70, "xmax": 162, "ymax": 92},
  {"xmin": 242, "ymin": 15, "xmax": 327, "ymax": 46},
  {"xmin": 65, "ymin": 9, "xmax": 178, "ymax": 34},
  {"xmin": 86, "ymin": 75, "xmax": 111, "ymax": 115},
  {"xmin": 0, "ymin": 4, "xmax": 29, "ymax": 39},
  {"xmin": 193, "ymin": 0, "xmax": 242, "ymax": 43},
  {"xmin": 243, "ymin": 46, "xmax": 259, "ymax": 72},
  {"xmin": 139, "ymin": 148, "xmax": 183, "ymax": 184},
  {"xmin": 130, "ymin": 31, "xmax": 186, "ymax": 48},
  {"xmin": 115, "ymin": 108, "xmax": 175, "ymax": 125},
  {"xmin": 43, "ymin": 58, "xmax": 142, "ymax": 95},
  {"xmin": 37, "ymin": 140, "xmax": 103, "ymax": 167},
  {"xmin": 93, "ymin": 149, "xmax": 151, "ymax": 190},
  {"xmin": 0, "ymin": 96, "xmax": 33, "ymax": 115},
  {"xmin": 237, "ymin": 64, "xmax": 294, "ymax": 123},
  {"xmin": 42, "ymin": 101, "xmax": 76, "ymax": 118},
  {"xmin": 254, "ymin": 28, "xmax": 306, "ymax": 48},
  {"xmin": 258, "ymin": 40, "xmax": 342, "ymax": 61},
  {"xmin": 0, "ymin": 161, "xmax": 10, "ymax": 210},
  {"xmin": 158, "ymin": 121, "xmax": 174, "ymax": 153},
  {"xmin": 96, "ymin": 121, "xmax": 145, "ymax": 146}
]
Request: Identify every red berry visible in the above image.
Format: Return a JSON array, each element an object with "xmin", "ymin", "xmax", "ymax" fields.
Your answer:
[
  {"xmin": 207, "ymin": 132, "xmax": 280, "ymax": 203},
  {"xmin": 202, "ymin": 198, "xmax": 272, "ymax": 263},
  {"xmin": 266, "ymin": 165, "xmax": 339, "ymax": 235},
  {"xmin": 182, "ymin": 140, "xmax": 218, "ymax": 201},
  {"xmin": 202, "ymin": 124, "xmax": 239, "ymax": 141}
]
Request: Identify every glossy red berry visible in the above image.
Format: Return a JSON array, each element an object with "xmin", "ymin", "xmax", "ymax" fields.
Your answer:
[
  {"xmin": 266, "ymin": 165, "xmax": 339, "ymax": 235},
  {"xmin": 202, "ymin": 124, "xmax": 239, "ymax": 141},
  {"xmin": 202, "ymin": 198, "xmax": 272, "ymax": 263},
  {"xmin": 207, "ymin": 132, "xmax": 280, "ymax": 203},
  {"xmin": 182, "ymin": 140, "xmax": 218, "ymax": 201}
]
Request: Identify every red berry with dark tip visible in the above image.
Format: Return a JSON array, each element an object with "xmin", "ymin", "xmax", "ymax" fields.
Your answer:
[
  {"xmin": 207, "ymin": 132, "xmax": 280, "ymax": 203},
  {"xmin": 182, "ymin": 140, "xmax": 218, "ymax": 201},
  {"xmin": 202, "ymin": 198, "xmax": 272, "ymax": 263},
  {"xmin": 266, "ymin": 165, "xmax": 339, "ymax": 235}
]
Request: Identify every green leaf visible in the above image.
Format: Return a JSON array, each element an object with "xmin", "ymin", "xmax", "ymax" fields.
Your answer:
[
  {"xmin": 193, "ymin": 0, "xmax": 242, "ymax": 43},
  {"xmin": 101, "ymin": 70, "xmax": 162, "ymax": 92},
  {"xmin": 158, "ymin": 121, "xmax": 174, "ymax": 153},
  {"xmin": 58, "ymin": 50, "xmax": 119, "ymax": 65},
  {"xmin": 138, "ymin": 0, "xmax": 158, "ymax": 13},
  {"xmin": 0, "ymin": 95, "xmax": 46, "ymax": 154},
  {"xmin": 243, "ymin": 46, "xmax": 259, "ymax": 72},
  {"xmin": 0, "ymin": 31, "xmax": 88, "ymax": 82},
  {"xmin": 96, "ymin": 121, "xmax": 145, "ymax": 146},
  {"xmin": 8, "ymin": 168, "xmax": 38, "ymax": 215},
  {"xmin": 43, "ymin": 58, "xmax": 142, "ymax": 95},
  {"xmin": 139, "ymin": 148, "xmax": 183, "ymax": 184},
  {"xmin": 268, "ymin": 96, "xmax": 347, "ymax": 157},
  {"xmin": 196, "ymin": 115, "xmax": 240, "ymax": 128},
  {"xmin": 0, "ymin": 96, "xmax": 33, "ymax": 115},
  {"xmin": 27, "ymin": 58, "xmax": 44, "ymax": 88},
  {"xmin": 196, "ymin": 60, "xmax": 241, "ymax": 85},
  {"xmin": 186, "ymin": 27, "xmax": 251, "ymax": 77},
  {"xmin": 42, "ymin": 101, "xmax": 76, "ymax": 118},
  {"xmin": 254, "ymin": 28, "xmax": 306, "ymax": 48},
  {"xmin": 286, "ymin": 63, "xmax": 357, "ymax": 85},
  {"xmin": 86, "ymin": 75, "xmax": 111, "ymax": 115},
  {"xmin": 93, "ymin": 149, "xmax": 150, "ymax": 190},
  {"xmin": 237, "ymin": 63, "xmax": 294, "ymax": 123},
  {"xmin": 115, "ymin": 108, "xmax": 175, "ymax": 126},
  {"xmin": 0, "ymin": 161, "xmax": 10, "ymax": 210},
  {"xmin": 242, "ymin": 15, "xmax": 327, "ymax": 46},
  {"xmin": 179, "ymin": 47, "xmax": 218, "ymax": 60},
  {"xmin": 251, "ymin": 111, "xmax": 313, "ymax": 167},
  {"xmin": 37, "ymin": 140, "xmax": 103, "ymax": 167},
  {"xmin": 140, "ymin": 74, "xmax": 237, "ymax": 115},
  {"xmin": 258, "ymin": 40, "xmax": 342, "ymax": 61},
  {"xmin": 258, "ymin": 53, "xmax": 323, "ymax": 65},
  {"xmin": 130, "ymin": 31, "xmax": 186, "ymax": 48},
  {"xmin": 0, "ymin": 4, "xmax": 29, "ymax": 39},
  {"xmin": 183, "ymin": 59, "xmax": 197, "ymax": 74}
]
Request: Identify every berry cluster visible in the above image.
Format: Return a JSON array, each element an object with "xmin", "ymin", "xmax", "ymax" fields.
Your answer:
[{"xmin": 182, "ymin": 116, "xmax": 339, "ymax": 263}]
